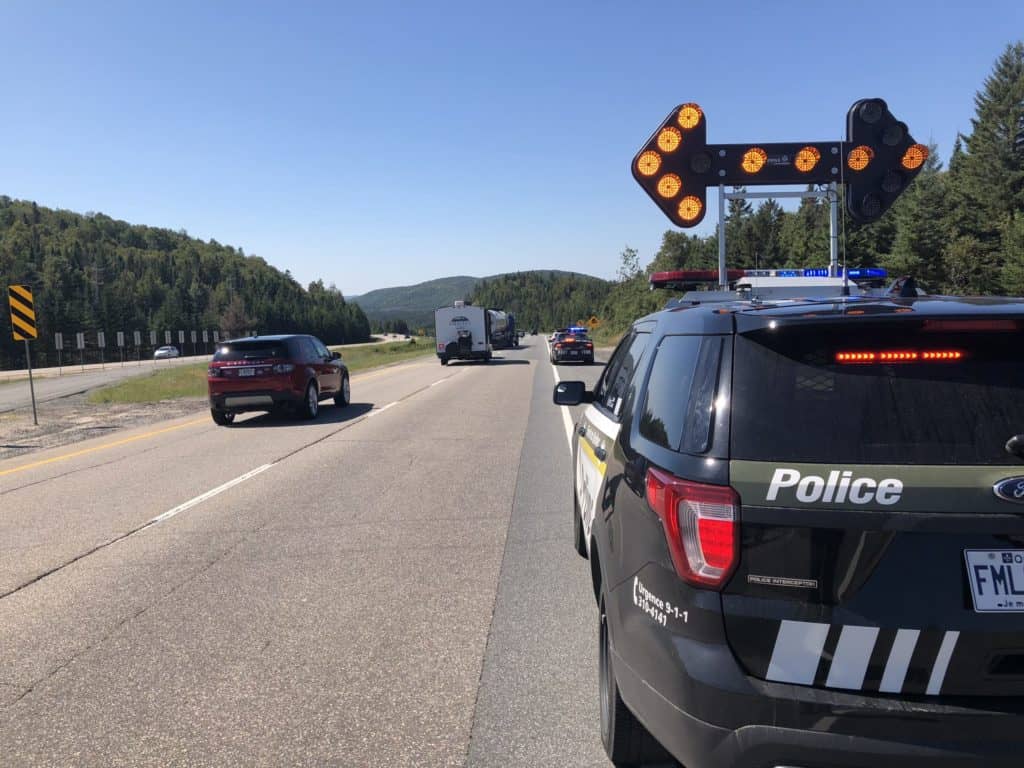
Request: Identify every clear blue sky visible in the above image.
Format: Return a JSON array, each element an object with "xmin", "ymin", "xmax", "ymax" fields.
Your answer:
[{"xmin": 1, "ymin": 1, "xmax": 1021, "ymax": 295}]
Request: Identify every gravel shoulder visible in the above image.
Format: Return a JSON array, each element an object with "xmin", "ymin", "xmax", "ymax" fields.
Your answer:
[{"xmin": 0, "ymin": 394, "xmax": 208, "ymax": 462}]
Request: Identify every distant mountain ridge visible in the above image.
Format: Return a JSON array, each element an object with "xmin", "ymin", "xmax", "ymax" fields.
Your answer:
[{"xmin": 349, "ymin": 270, "xmax": 602, "ymax": 328}]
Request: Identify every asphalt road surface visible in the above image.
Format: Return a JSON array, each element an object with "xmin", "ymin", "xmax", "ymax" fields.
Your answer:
[{"xmin": 0, "ymin": 340, "xmax": 611, "ymax": 767}]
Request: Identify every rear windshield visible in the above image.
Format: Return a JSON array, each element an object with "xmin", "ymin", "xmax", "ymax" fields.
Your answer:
[
  {"xmin": 731, "ymin": 323, "xmax": 1024, "ymax": 465},
  {"xmin": 213, "ymin": 340, "xmax": 289, "ymax": 361}
]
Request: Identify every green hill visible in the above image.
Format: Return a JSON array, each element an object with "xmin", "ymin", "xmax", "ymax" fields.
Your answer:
[
  {"xmin": 349, "ymin": 275, "xmax": 480, "ymax": 330},
  {"xmin": 350, "ymin": 270, "xmax": 607, "ymax": 331},
  {"xmin": 0, "ymin": 196, "xmax": 370, "ymax": 368}
]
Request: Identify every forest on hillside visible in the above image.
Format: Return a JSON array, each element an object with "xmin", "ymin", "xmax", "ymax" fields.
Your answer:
[
  {"xmin": 602, "ymin": 42, "xmax": 1024, "ymax": 336},
  {"xmin": 0, "ymin": 200, "xmax": 369, "ymax": 367},
  {"xmin": 469, "ymin": 271, "xmax": 611, "ymax": 331}
]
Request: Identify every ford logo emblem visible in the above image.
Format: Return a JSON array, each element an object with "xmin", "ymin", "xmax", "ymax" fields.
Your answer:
[{"xmin": 993, "ymin": 477, "xmax": 1024, "ymax": 502}]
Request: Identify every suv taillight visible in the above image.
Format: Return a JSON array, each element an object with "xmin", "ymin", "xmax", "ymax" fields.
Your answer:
[
  {"xmin": 645, "ymin": 467, "xmax": 739, "ymax": 589},
  {"xmin": 207, "ymin": 367, "xmax": 220, "ymax": 378}
]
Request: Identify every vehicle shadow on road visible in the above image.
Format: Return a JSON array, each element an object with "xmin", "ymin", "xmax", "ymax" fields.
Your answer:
[
  {"xmin": 230, "ymin": 402, "xmax": 374, "ymax": 428},
  {"xmin": 486, "ymin": 358, "xmax": 531, "ymax": 365}
]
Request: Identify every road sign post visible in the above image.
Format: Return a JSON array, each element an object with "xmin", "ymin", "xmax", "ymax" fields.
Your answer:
[
  {"xmin": 117, "ymin": 331, "xmax": 125, "ymax": 366},
  {"xmin": 55, "ymin": 331, "xmax": 64, "ymax": 374},
  {"xmin": 8, "ymin": 285, "xmax": 38, "ymax": 425},
  {"xmin": 76, "ymin": 331, "xmax": 85, "ymax": 371},
  {"xmin": 97, "ymin": 331, "xmax": 106, "ymax": 369}
]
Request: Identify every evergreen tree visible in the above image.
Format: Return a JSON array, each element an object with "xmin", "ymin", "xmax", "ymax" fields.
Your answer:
[{"xmin": 957, "ymin": 42, "xmax": 1024, "ymax": 241}]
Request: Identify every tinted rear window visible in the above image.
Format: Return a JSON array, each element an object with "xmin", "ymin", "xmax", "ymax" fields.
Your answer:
[
  {"xmin": 731, "ymin": 324, "xmax": 1024, "ymax": 465},
  {"xmin": 213, "ymin": 340, "xmax": 289, "ymax": 361}
]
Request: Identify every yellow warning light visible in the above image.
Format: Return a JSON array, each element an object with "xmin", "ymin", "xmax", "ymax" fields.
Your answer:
[
  {"xmin": 678, "ymin": 195, "xmax": 703, "ymax": 222},
  {"xmin": 901, "ymin": 144, "xmax": 929, "ymax": 170},
  {"xmin": 795, "ymin": 146, "xmax": 821, "ymax": 172},
  {"xmin": 637, "ymin": 150, "xmax": 662, "ymax": 177},
  {"xmin": 657, "ymin": 127, "xmax": 682, "ymax": 153},
  {"xmin": 741, "ymin": 147, "xmax": 768, "ymax": 174},
  {"xmin": 657, "ymin": 174, "xmax": 682, "ymax": 198},
  {"xmin": 677, "ymin": 104, "xmax": 702, "ymax": 130},
  {"xmin": 847, "ymin": 145, "xmax": 874, "ymax": 171}
]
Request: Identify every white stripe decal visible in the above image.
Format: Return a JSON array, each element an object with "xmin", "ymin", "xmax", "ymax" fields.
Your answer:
[
  {"xmin": 583, "ymin": 404, "xmax": 621, "ymax": 441},
  {"xmin": 926, "ymin": 631, "xmax": 960, "ymax": 695},
  {"xmin": 879, "ymin": 628, "xmax": 920, "ymax": 693},
  {"xmin": 766, "ymin": 620, "xmax": 830, "ymax": 685},
  {"xmin": 825, "ymin": 625, "xmax": 879, "ymax": 690}
]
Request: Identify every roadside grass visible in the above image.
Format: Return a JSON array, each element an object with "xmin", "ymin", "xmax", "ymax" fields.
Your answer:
[{"xmin": 87, "ymin": 338, "xmax": 436, "ymax": 404}]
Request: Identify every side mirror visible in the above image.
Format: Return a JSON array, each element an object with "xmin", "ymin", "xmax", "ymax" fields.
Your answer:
[
  {"xmin": 553, "ymin": 381, "xmax": 592, "ymax": 406},
  {"xmin": 331, "ymin": 351, "xmax": 341, "ymax": 360}
]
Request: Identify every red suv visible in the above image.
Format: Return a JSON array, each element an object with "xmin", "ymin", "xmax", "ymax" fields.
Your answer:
[{"xmin": 206, "ymin": 335, "xmax": 350, "ymax": 425}]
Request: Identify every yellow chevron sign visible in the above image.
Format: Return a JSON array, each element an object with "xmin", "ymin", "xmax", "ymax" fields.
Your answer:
[{"xmin": 8, "ymin": 284, "xmax": 37, "ymax": 341}]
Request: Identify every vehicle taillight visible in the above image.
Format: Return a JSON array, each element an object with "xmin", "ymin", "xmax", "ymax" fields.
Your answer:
[
  {"xmin": 207, "ymin": 367, "xmax": 220, "ymax": 378},
  {"xmin": 554, "ymin": 343, "xmax": 563, "ymax": 349},
  {"xmin": 272, "ymin": 363, "xmax": 295, "ymax": 373},
  {"xmin": 585, "ymin": 342, "xmax": 593, "ymax": 349},
  {"xmin": 645, "ymin": 468, "xmax": 739, "ymax": 589}
]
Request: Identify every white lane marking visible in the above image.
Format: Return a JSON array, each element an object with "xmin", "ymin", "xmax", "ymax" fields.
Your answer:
[
  {"xmin": 368, "ymin": 402, "xmax": 397, "ymax": 417},
  {"xmin": 430, "ymin": 378, "xmax": 448, "ymax": 387},
  {"xmin": 879, "ymin": 628, "xmax": 920, "ymax": 693},
  {"xmin": 825, "ymin": 625, "xmax": 879, "ymax": 690},
  {"xmin": 767, "ymin": 620, "xmax": 830, "ymax": 686},
  {"xmin": 148, "ymin": 464, "xmax": 273, "ymax": 525},
  {"xmin": 926, "ymin": 630, "xmax": 960, "ymax": 695},
  {"xmin": 548, "ymin": 339, "xmax": 575, "ymax": 452}
]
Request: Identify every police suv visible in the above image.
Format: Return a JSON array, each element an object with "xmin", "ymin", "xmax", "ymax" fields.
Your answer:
[{"xmin": 554, "ymin": 268, "xmax": 1024, "ymax": 768}]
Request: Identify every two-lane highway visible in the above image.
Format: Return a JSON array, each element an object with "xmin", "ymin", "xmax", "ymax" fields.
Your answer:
[{"xmin": 0, "ymin": 341, "xmax": 613, "ymax": 767}]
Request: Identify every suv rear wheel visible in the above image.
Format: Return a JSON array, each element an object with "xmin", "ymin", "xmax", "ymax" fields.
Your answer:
[
  {"xmin": 299, "ymin": 381, "xmax": 319, "ymax": 420},
  {"xmin": 211, "ymin": 408, "xmax": 235, "ymax": 426},
  {"xmin": 599, "ymin": 594, "xmax": 673, "ymax": 767},
  {"xmin": 334, "ymin": 375, "xmax": 350, "ymax": 407}
]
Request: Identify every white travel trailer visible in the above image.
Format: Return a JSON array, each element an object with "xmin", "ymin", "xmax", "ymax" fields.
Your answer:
[{"xmin": 434, "ymin": 301, "xmax": 492, "ymax": 365}]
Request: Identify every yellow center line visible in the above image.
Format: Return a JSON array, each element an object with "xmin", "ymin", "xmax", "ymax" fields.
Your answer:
[{"xmin": 0, "ymin": 417, "xmax": 209, "ymax": 478}]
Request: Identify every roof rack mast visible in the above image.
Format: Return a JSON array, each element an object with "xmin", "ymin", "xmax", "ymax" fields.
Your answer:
[{"xmin": 717, "ymin": 184, "xmax": 839, "ymax": 288}]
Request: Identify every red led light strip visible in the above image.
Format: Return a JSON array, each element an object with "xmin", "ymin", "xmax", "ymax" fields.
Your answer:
[{"xmin": 835, "ymin": 350, "xmax": 964, "ymax": 364}]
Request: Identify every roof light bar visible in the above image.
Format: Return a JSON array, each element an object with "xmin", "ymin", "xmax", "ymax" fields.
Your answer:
[{"xmin": 650, "ymin": 266, "xmax": 888, "ymax": 288}]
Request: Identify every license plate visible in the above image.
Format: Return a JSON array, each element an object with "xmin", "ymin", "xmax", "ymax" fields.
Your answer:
[
  {"xmin": 238, "ymin": 368, "xmax": 255, "ymax": 377},
  {"xmin": 965, "ymin": 550, "xmax": 1024, "ymax": 612}
]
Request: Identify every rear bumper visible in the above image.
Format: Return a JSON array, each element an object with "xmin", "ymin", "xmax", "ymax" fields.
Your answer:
[
  {"xmin": 209, "ymin": 387, "xmax": 304, "ymax": 412},
  {"xmin": 614, "ymin": 644, "xmax": 1024, "ymax": 768}
]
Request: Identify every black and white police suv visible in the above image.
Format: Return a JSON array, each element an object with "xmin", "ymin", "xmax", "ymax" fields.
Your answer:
[{"xmin": 554, "ymin": 268, "xmax": 1024, "ymax": 768}]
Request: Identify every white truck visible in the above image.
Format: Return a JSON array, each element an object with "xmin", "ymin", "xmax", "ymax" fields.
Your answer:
[{"xmin": 434, "ymin": 301, "xmax": 492, "ymax": 365}]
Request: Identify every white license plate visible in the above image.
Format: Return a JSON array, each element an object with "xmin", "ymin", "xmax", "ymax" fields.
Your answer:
[
  {"xmin": 238, "ymin": 368, "xmax": 255, "ymax": 377},
  {"xmin": 965, "ymin": 550, "xmax": 1024, "ymax": 612}
]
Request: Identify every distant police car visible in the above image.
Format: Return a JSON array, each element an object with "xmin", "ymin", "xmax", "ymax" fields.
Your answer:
[
  {"xmin": 554, "ymin": 269, "xmax": 1024, "ymax": 768},
  {"xmin": 550, "ymin": 330, "xmax": 595, "ymax": 365}
]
